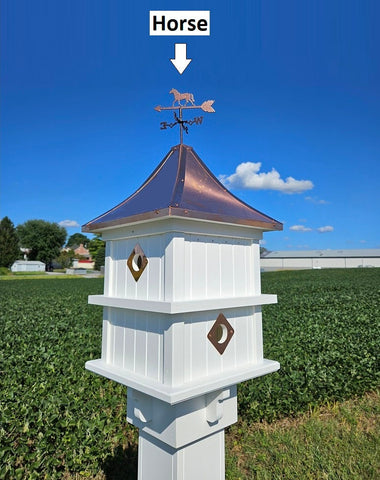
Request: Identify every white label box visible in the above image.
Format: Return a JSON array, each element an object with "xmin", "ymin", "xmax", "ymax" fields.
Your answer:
[{"xmin": 150, "ymin": 11, "xmax": 210, "ymax": 36}]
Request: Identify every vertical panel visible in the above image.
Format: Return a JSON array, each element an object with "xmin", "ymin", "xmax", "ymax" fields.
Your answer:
[
  {"xmin": 104, "ymin": 242, "xmax": 112, "ymax": 296},
  {"xmin": 164, "ymin": 233, "xmax": 175, "ymax": 302},
  {"xmin": 170, "ymin": 320, "xmax": 185, "ymax": 386},
  {"xmin": 191, "ymin": 236, "xmax": 207, "ymax": 299},
  {"xmin": 253, "ymin": 308, "xmax": 264, "ymax": 363},
  {"xmin": 183, "ymin": 236, "xmax": 192, "ymax": 300},
  {"xmin": 238, "ymin": 308, "xmax": 250, "ymax": 365},
  {"xmin": 220, "ymin": 242, "xmax": 234, "ymax": 297},
  {"xmin": 135, "ymin": 313, "xmax": 148, "ymax": 376},
  {"xmin": 206, "ymin": 241, "xmax": 221, "ymax": 298},
  {"xmin": 102, "ymin": 307, "xmax": 112, "ymax": 362},
  {"xmin": 123, "ymin": 310, "xmax": 136, "ymax": 371},
  {"xmin": 183, "ymin": 315, "xmax": 193, "ymax": 383},
  {"xmin": 163, "ymin": 317, "xmax": 185, "ymax": 386},
  {"xmin": 190, "ymin": 318, "xmax": 208, "ymax": 381},
  {"xmin": 245, "ymin": 241, "xmax": 253, "ymax": 294},
  {"xmin": 246, "ymin": 307, "xmax": 255, "ymax": 363},
  {"xmin": 172, "ymin": 236, "xmax": 185, "ymax": 302},
  {"xmin": 113, "ymin": 309, "xmax": 125, "ymax": 367},
  {"xmin": 115, "ymin": 241, "xmax": 126, "ymax": 297},
  {"xmin": 146, "ymin": 234, "xmax": 164, "ymax": 301},
  {"xmin": 251, "ymin": 242, "xmax": 261, "ymax": 295},
  {"xmin": 146, "ymin": 315, "xmax": 163, "ymax": 382},
  {"xmin": 233, "ymin": 242, "xmax": 247, "ymax": 296}
]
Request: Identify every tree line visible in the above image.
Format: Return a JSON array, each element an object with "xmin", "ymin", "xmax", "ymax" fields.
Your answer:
[{"xmin": 0, "ymin": 217, "xmax": 105, "ymax": 271}]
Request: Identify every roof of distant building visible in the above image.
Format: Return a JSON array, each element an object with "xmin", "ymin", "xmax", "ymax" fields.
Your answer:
[
  {"xmin": 12, "ymin": 260, "xmax": 45, "ymax": 265},
  {"xmin": 262, "ymin": 249, "xmax": 380, "ymax": 258}
]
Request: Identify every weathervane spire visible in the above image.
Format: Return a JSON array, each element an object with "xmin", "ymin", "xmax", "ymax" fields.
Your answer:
[{"xmin": 155, "ymin": 89, "xmax": 215, "ymax": 144}]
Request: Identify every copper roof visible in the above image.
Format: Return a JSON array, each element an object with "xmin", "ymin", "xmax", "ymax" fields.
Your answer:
[{"xmin": 82, "ymin": 144, "xmax": 283, "ymax": 232}]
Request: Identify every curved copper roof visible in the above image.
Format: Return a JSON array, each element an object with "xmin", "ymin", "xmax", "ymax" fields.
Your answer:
[{"xmin": 82, "ymin": 144, "xmax": 283, "ymax": 232}]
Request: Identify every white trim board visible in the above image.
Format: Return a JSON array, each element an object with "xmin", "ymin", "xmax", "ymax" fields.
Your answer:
[
  {"xmin": 88, "ymin": 294, "xmax": 278, "ymax": 314},
  {"xmin": 85, "ymin": 358, "xmax": 280, "ymax": 404}
]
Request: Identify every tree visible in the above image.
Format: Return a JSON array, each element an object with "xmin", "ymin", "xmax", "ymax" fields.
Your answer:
[
  {"xmin": 66, "ymin": 233, "xmax": 90, "ymax": 249},
  {"xmin": 94, "ymin": 244, "xmax": 105, "ymax": 270},
  {"xmin": 0, "ymin": 216, "xmax": 20, "ymax": 268},
  {"xmin": 56, "ymin": 249, "xmax": 76, "ymax": 269},
  {"xmin": 88, "ymin": 235, "xmax": 105, "ymax": 270},
  {"xmin": 17, "ymin": 220, "xmax": 67, "ymax": 270}
]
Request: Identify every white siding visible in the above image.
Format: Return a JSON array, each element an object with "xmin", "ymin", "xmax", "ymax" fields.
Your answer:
[
  {"xmin": 107, "ymin": 232, "xmax": 260, "ymax": 302},
  {"xmin": 101, "ymin": 306, "xmax": 264, "ymax": 388}
]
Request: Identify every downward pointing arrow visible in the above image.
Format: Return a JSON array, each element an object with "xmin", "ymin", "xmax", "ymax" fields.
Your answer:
[{"xmin": 170, "ymin": 43, "xmax": 192, "ymax": 74}]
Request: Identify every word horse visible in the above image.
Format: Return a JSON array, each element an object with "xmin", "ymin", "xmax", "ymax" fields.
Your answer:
[{"xmin": 170, "ymin": 88, "xmax": 195, "ymax": 106}]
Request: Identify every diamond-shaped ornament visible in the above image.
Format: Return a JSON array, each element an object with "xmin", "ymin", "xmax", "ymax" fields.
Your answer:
[
  {"xmin": 127, "ymin": 243, "xmax": 148, "ymax": 282},
  {"xmin": 207, "ymin": 313, "xmax": 234, "ymax": 355}
]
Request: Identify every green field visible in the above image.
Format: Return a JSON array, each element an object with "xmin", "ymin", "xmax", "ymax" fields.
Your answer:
[{"xmin": 0, "ymin": 269, "xmax": 379, "ymax": 479}]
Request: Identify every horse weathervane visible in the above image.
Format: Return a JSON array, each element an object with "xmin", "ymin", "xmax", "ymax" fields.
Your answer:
[{"xmin": 155, "ymin": 89, "xmax": 215, "ymax": 144}]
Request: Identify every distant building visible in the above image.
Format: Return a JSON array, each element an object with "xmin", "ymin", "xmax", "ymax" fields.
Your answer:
[
  {"xmin": 72, "ymin": 258, "xmax": 95, "ymax": 270},
  {"xmin": 11, "ymin": 260, "xmax": 45, "ymax": 272},
  {"xmin": 261, "ymin": 249, "xmax": 380, "ymax": 271},
  {"xmin": 73, "ymin": 243, "xmax": 91, "ymax": 258}
]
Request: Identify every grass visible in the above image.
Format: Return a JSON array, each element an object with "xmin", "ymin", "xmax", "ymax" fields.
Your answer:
[
  {"xmin": 225, "ymin": 391, "xmax": 379, "ymax": 480},
  {"xmin": 0, "ymin": 272, "xmax": 102, "ymax": 280},
  {"xmin": 0, "ymin": 270, "xmax": 378, "ymax": 479},
  {"xmin": 59, "ymin": 391, "xmax": 380, "ymax": 480}
]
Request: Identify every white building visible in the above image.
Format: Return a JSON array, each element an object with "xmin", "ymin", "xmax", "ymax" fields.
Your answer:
[
  {"xmin": 11, "ymin": 260, "xmax": 46, "ymax": 272},
  {"xmin": 260, "ymin": 249, "xmax": 380, "ymax": 271}
]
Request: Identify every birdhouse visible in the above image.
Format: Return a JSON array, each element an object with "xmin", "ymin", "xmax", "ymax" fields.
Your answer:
[{"xmin": 83, "ymin": 142, "xmax": 282, "ymax": 479}]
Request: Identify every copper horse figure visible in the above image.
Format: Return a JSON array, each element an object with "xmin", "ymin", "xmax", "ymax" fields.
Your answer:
[{"xmin": 170, "ymin": 88, "xmax": 195, "ymax": 106}]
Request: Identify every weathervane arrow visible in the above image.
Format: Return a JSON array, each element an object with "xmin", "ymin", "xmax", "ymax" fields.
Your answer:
[
  {"xmin": 201, "ymin": 100, "xmax": 215, "ymax": 112},
  {"xmin": 155, "ymin": 89, "xmax": 215, "ymax": 144}
]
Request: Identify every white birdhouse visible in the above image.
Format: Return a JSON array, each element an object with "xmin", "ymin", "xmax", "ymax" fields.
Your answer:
[{"xmin": 83, "ymin": 143, "xmax": 282, "ymax": 480}]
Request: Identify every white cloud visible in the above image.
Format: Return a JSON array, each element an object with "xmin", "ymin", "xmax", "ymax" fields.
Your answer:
[
  {"xmin": 317, "ymin": 225, "xmax": 334, "ymax": 233},
  {"xmin": 290, "ymin": 225, "xmax": 312, "ymax": 232},
  {"xmin": 305, "ymin": 196, "xmax": 329, "ymax": 205},
  {"xmin": 59, "ymin": 220, "xmax": 80, "ymax": 228},
  {"xmin": 219, "ymin": 162, "xmax": 313, "ymax": 194}
]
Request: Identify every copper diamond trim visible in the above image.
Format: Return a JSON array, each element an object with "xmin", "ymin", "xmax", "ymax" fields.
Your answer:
[
  {"xmin": 207, "ymin": 313, "xmax": 234, "ymax": 355},
  {"xmin": 127, "ymin": 243, "xmax": 148, "ymax": 282}
]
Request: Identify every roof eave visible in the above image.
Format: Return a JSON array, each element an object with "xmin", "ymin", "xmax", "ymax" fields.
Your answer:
[{"xmin": 82, "ymin": 207, "xmax": 283, "ymax": 233}]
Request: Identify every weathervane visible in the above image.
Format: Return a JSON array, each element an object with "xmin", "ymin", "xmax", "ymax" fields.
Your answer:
[{"xmin": 155, "ymin": 89, "xmax": 215, "ymax": 144}]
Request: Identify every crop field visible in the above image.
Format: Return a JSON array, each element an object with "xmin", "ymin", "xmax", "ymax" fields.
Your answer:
[{"xmin": 0, "ymin": 269, "xmax": 379, "ymax": 479}]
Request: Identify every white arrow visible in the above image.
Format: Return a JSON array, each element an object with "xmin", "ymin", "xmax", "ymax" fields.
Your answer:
[{"xmin": 170, "ymin": 43, "xmax": 192, "ymax": 74}]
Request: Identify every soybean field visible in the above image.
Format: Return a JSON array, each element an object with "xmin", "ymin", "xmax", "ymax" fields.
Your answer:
[{"xmin": 0, "ymin": 269, "xmax": 379, "ymax": 479}]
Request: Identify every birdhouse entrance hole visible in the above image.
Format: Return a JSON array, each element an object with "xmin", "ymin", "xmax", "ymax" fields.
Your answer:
[
  {"xmin": 132, "ymin": 254, "xmax": 143, "ymax": 271},
  {"xmin": 216, "ymin": 324, "xmax": 228, "ymax": 344},
  {"xmin": 127, "ymin": 244, "xmax": 148, "ymax": 282},
  {"xmin": 208, "ymin": 313, "xmax": 234, "ymax": 355}
]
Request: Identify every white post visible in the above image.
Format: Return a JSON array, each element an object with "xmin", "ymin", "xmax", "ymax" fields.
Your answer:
[{"xmin": 138, "ymin": 430, "xmax": 225, "ymax": 480}]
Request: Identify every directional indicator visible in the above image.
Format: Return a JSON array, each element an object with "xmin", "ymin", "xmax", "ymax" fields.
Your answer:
[
  {"xmin": 170, "ymin": 43, "xmax": 192, "ymax": 74},
  {"xmin": 201, "ymin": 100, "xmax": 215, "ymax": 112},
  {"xmin": 155, "ymin": 89, "xmax": 215, "ymax": 144}
]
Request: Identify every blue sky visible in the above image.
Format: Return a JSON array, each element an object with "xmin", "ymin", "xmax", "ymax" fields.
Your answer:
[{"xmin": 1, "ymin": 0, "xmax": 379, "ymax": 251}]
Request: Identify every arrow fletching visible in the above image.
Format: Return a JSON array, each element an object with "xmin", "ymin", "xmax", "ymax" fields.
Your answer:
[{"xmin": 201, "ymin": 100, "xmax": 215, "ymax": 113}]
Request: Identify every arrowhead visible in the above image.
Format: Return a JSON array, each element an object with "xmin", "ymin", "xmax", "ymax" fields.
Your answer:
[
  {"xmin": 154, "ymin": 105, "xmax": 162, "ymax": 112},
  {"xmin": 170, "ymin": 57, "xmax": 192, "ymax": 75},
  {"xmin": 201, "ymin": 100, "xmax": 215, "ymax": 113},
  {"xmin": 170, "ymin": 43, "xmax": 192, "ymax": 75}
]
